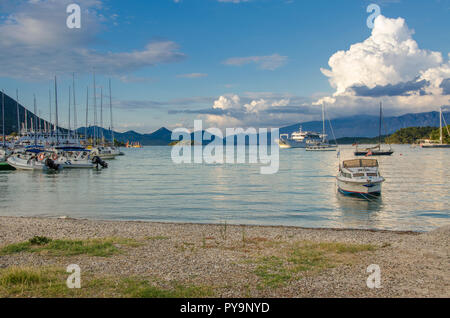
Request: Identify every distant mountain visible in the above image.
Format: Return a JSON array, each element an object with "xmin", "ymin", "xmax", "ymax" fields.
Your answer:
[
  {"xmin": 280, "ymin": 111, "xmax": 450, "ymax": 139},
  {"xmin": 2, "ymin": 91, "xmax": 448, "ymax": 144},
  {"xmin": 76, "ymin": 126, "xmax": 173, "ymax": 145}
]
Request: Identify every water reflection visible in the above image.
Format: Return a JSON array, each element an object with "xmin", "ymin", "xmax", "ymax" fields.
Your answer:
[{"xmin": 0, "ymin": 145, "xmax": 448, "ymax": 231}]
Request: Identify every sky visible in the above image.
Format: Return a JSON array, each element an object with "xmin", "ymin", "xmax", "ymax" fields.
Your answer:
[{"xmin": 0, "ymin": 0, "xmax": 449, "ymax": 133}]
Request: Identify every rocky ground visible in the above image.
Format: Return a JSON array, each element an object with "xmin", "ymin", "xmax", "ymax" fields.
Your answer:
[{"xmin": 0, "ymin": 216, "xmax": 448, "ymax": 298}]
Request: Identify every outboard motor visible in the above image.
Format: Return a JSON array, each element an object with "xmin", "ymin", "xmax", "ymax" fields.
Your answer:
[
  {"xmin": 45, "ymin": 158, "xmax": 61, "ymax": 171},
  {"xmin": 92, "ymin": 156, "xmax": 108, "ymax": 168}
]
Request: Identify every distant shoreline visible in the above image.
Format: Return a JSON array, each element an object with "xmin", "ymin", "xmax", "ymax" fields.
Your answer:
[{"xmin": 0, "ymin": 216, "xmax": 448, "ymax": 298}]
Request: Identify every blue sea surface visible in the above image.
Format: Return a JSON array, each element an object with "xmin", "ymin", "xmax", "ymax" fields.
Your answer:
[{"xmin": 0, "ymin": 145, "xmax": 448, "ymax": 231}]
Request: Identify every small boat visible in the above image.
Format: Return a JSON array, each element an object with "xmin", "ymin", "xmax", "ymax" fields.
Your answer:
[
  {"xmin": 306, "ymin": 143, "xmax": 338, "ymax": 151},
  {"xmin": 355, "ymin": 102, "xmax": 394, "ymax": 156},
  {"xmin": 306, "ymin": 103, "xmax": 337, "ymax": 151},
  {"xmin": 90, "ymin": 146, "xmax": 121, "ymax": 160},
  {"xmin": 354, "ymin": 145, "xmax": 394, "ymax": 156},
  {"xmin": 420, "ymin": 107, "xmax": 450, "ymax": 148},
  {"xmin": 52, "ymin": 148, "xmax": 108, "ymax": 169},
  {"xmin": 7, "ymin": 151, "xmax": 61, "ymax": 171},
  {"xmin": 336, "ymin": 159, "xmax": 385, "ymax": 196}
]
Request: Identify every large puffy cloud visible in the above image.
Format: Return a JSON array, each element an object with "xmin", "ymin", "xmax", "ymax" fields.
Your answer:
[
  {"xmin": 314, "ymin": 14, "xmax": 449, "ymax": 119},
  {"xmin": 0, "ymin": 0, "xmax": 185, "ymax": 79},
  {"xmin": 321, "ymin": 15, "xmax": 443, "ymax": 96}
]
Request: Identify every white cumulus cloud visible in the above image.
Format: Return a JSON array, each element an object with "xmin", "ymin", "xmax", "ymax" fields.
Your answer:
[{"xmin": 321, "ymin": 15, "xmax": 444, "ymax": 96}]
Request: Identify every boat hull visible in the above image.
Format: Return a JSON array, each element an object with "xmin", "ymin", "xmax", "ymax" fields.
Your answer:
[
  {"xmin": 279, "ymin": 138, "xmax": 307, "ymax": 148},
  {"xmin": 421, "ymin": 144, "xmax": 450, "ymax": 148},
  {"xmin": 6, "ymin": 157, "xmax": 46, "ymax": 171},
  {"xmin": 354, "ymin": 151, "xmax": 394, "ymax": 156},
  {"xmin": 0, "ymin": 161, "xmax": 15, "ymax": 170},
  {"xmin": 336, "ymin": 178, "xmax": 382, "ymax": 195}
]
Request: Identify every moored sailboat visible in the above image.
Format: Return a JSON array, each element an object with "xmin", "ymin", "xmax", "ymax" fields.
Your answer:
[{"xmin": 354, "ymin": 102, "xmax": 394, "ymax": 156}]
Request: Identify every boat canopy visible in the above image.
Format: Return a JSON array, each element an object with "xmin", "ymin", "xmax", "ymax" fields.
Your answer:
[
  {"xmin": 55, "ymin": 147, "xmax": 88, "ymax": 152},
  {"xmin": 343, "ymin": 159, "xmax": 378, "ymax": 168}
]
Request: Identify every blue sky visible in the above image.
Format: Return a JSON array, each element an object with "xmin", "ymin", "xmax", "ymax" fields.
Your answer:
[{"xmin": 0, "ymin": 0, "xmax": 449, "ymax": 132}]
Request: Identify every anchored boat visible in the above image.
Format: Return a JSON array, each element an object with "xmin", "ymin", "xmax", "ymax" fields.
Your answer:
[
  {"xmin": 355, "ymin": 102, "xmax": 394, "ymax": 156},
  {"xmin": 337, "ymin": 159, "xmax": 385, "ymax": 196}
]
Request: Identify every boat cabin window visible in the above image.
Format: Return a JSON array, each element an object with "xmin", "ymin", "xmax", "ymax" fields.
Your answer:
[
  {"xmin": 353, "ymin": 173, "xmax": 365, "ymax": 177},
  {"xmin": 367, "ymin": 173, "xmax": 378, "ymax": 177}
]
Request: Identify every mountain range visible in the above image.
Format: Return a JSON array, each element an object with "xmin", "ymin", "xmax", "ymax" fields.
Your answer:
[{"xmin": 1, "ymin": 91, "xmax": 448, "ymax": 145}]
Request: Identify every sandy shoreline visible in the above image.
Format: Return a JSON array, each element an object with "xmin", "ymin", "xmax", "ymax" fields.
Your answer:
[{"xmin": 0, "ymin": 216, "xmax": 448, "ymax": 298}]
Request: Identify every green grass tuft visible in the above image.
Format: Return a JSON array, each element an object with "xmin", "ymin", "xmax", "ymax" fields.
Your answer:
[
  {"xmin": 120, "ymin": 278, "xmax": 214, "ymax": 298},
  {"xmin": 0, "ymin": 237, "xmax": 140, "ymax": 257}
]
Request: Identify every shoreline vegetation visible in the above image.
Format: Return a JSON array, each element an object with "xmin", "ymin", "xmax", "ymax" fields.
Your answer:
[{"xmin": 0, "ymin": 216, "xmax": 448, "ymax": 298}]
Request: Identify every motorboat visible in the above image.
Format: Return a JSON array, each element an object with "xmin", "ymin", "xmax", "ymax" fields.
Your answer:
[{"xmin": 336, "ymin": 159, "xmax": 385, "ymax": 196}]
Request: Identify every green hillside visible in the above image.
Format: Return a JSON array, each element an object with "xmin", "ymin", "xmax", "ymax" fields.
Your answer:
[
  {"xmin": 1, "ymin": 91, "xmax": 49, "ymax": 135},
  {"xmin": 385, "ymin": 126, "xmax": 450, "ymax": 144}
]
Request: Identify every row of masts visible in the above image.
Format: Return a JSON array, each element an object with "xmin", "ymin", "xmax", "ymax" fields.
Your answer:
[{"xmin": 1, "ymin": 73, "xmax": 115, "ymax": 147}]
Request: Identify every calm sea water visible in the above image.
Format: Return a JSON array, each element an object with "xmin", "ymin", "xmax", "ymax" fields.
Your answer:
[{"xmin": 0, "ymin": 145, "xmax": 448, "ymax": 231}]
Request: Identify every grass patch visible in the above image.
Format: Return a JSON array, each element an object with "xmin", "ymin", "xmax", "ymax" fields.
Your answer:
[
  {"xmin": 252, "ymin": 241, "xmax": 377, "ymax": 288},
  {"xmin": 0, "ymin": 267, "xmax": 214, "ymax": 298},
  {"xmin": 120, "ymin": 278, "xmax": 214, "ymax": 298},
  {"xmin": 0, "ymin": 237, "xmax": 140, "ymax": 257}
]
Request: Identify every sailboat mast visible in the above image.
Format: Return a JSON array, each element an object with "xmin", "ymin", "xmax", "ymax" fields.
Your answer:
[
  {"xmin": 379, "ymin": 102, "xmax": 382, "ymax": 147},
  {"xmin": 440, "ymin": 106, "xmax": 443, "ymax": 145},
  {"xmin": 93, "ymin": 72, "xmax": 97, "ymax": 146},
  {"xmin": 100, "ymin": 86, "xmax": 104, "ymax": 143},
  {"xmin": 49, "ymin": 89, "xmax": 52, "ymax": 136},
  {"xmin": 55, "ymin": 76, "xmax": 59, "ymax": 145},
  {"xmin": 16, "ymin": 90, "xmax": 20, "ymax": 136},
  {"xmin": 1, "ymin": 90, "xmax": 5, "ymax": 147},
  {"xmin": 33, "ymin": 94, "xmax": 37, "ymax": 146},
  {"xmin": 85, "ymin": 87, "xmax": 89, "ymax": 143},
  {"xmin": 322, "ymin": 103, "xmax": 325, "ymax": 143},
  {"xmin": 68, "ymin": 86, "xmax": 71, "ymax": 138},
  {"xmin": 73, "ymin": 73, "xmax": 77, "ymax": 139},
  {"xmin": 109, "ymin": 79, "xmax": 114, "ymax": 145}
]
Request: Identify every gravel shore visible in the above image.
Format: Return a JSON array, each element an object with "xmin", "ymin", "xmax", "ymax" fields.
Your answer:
[{"xmin": 0, "ymin": 216, "xmax": 448, "ymax": 298}]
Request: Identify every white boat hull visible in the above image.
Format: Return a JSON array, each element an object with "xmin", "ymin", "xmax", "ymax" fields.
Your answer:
[
  {"xmin": 336, "ymin": 178, "xmax": 382, "ymax": 195},
  {"xmin": 7, "ymin": 157, "xmax": 47, "ymax": 171}
]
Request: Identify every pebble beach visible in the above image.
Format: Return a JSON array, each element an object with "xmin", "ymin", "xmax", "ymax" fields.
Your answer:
[{"xmin": 0, "ymin": 216, "xmax": 448, "ymax": 298}]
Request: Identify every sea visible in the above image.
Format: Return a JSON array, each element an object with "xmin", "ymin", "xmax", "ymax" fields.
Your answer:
[{"xmin": 0, "ymin": 145, "xmax": 448, "ymax": 232}]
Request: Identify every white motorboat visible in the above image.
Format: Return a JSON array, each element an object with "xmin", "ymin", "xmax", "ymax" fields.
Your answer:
[
  {"xmin": 90, "ymin": 146, "xmax": 120, "ymax": 160},
  {"xmin": 336, "ymin": 159, "xmax": 385, "ymax": 196},
  {"xmin": 52, "ymin": 150, "xmax": 95, "ymax": 169},
  {"xmin": 6, "ymin": 152, "xmax": 59, "ymax": 171}
]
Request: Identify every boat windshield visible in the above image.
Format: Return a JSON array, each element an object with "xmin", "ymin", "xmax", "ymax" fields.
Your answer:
[{"xmin": 343, "ymin": 159, "xmax": 378, "ymax": 168}]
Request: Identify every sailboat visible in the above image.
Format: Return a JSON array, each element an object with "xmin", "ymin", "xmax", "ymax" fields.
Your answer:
[
  {"xmin": 420, "ymin": 106, "xmax": 450, "ymax": 148},
  {"xmin": 306, "ymin": 103, "xmax": 337, "ymax": 151},
  {"xmin": 354, "ymin": 102, "xmax": 394, "ymax": 156}
]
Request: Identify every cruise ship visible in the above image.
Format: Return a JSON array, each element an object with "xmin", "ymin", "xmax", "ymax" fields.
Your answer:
[{"xmin": 279, "ymin": 127, "xmax": 323, "ymax": 148}]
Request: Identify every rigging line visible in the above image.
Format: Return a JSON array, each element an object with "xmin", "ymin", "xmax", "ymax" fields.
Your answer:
[
  {"xmin": 442, "ymin": 111, "xmax": 450, "ymax": 137},
  {"xmin": 325, "ymin": 108, "xmax": 338, "ymax": 147}
]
